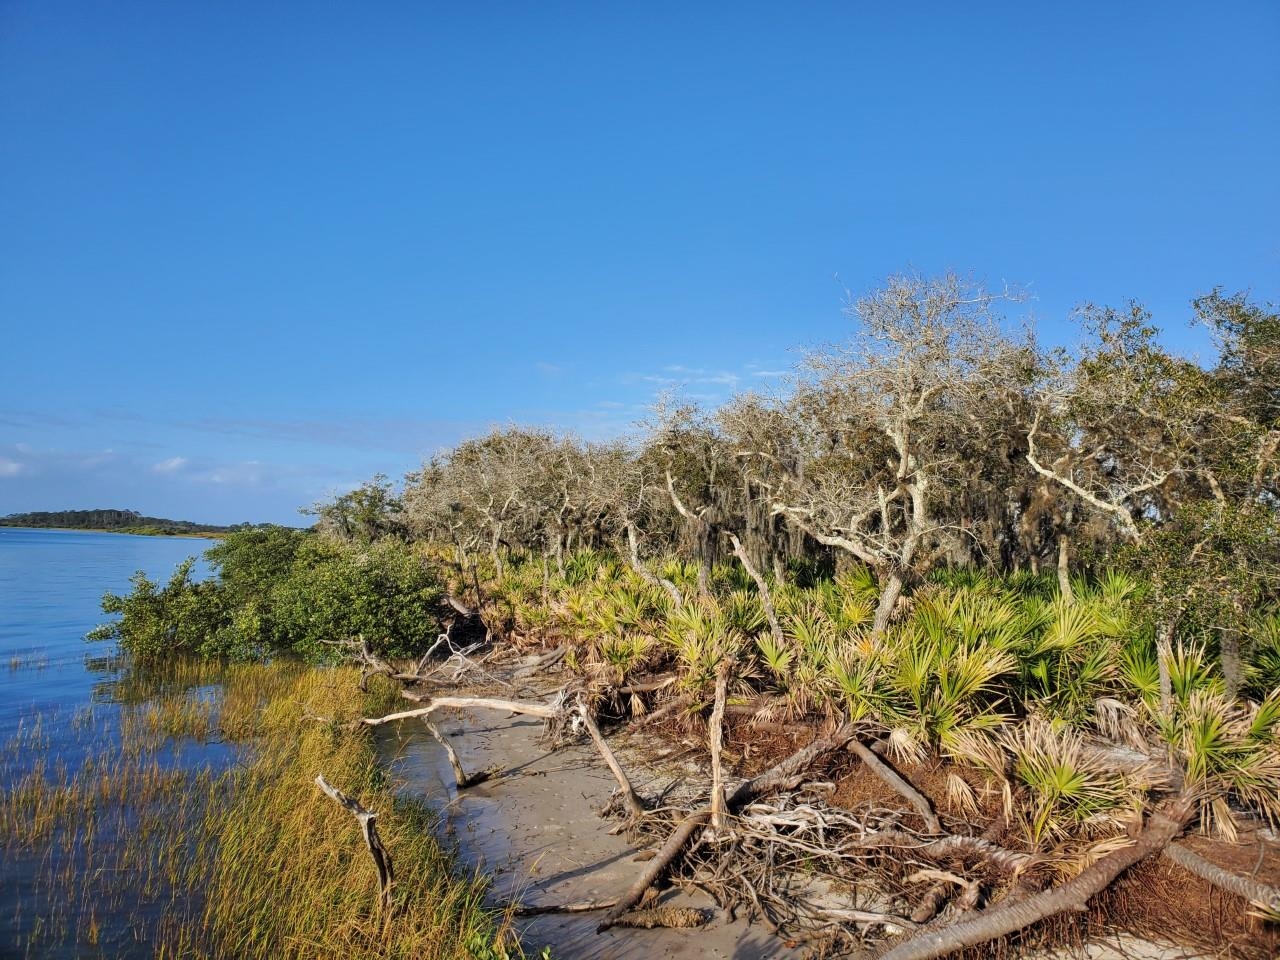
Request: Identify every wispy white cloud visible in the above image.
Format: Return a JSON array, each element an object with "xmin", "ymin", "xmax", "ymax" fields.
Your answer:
[
  {"xmin": 200, "ymin": 461, "xmax": 265, "ymax": 486},
  {"xmin": 80, "ymin": 449, "xmax": 117, "ymax": 468},
  {"xmin": 152, "ymin": 456, "xmax": 189, "ymax": 474},
  {"xmin": 535, "ymin": 361, "xmax": 565, "ymax": 376},
  {"xmin": 0, "ymin": 458, "xmax": 24, "ymax": 478}
]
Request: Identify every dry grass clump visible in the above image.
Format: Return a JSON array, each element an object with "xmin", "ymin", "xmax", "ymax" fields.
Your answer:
[{"xmin": 1, "ymin": 661, "xmax": 518, "ymax": 960}]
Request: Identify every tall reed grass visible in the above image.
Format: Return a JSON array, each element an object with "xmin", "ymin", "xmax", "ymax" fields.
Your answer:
[{"xmin": 1, "ymin": 661, "xmax": 519, "ymax": 959}]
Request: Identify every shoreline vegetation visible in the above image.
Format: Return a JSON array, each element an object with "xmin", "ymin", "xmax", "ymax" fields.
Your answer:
[{"xmin": 11, "ymin": 273, "xmax": 1278, "ymax": 957}]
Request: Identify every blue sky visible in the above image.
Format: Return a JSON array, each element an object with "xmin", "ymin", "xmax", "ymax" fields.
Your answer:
[{"xmin": 2, "ymin": 2, "xmax": 1277, "ymax": 524}]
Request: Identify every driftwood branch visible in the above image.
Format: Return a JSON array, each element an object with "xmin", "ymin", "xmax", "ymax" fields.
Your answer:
[
  {"xmin": 363, "ymin": 693, "xmax": 564, "ymax": 726},
  {"xmin": 422, "ymin": 719, "xmax": 495, "ymax": 789},
  {"xmin": 513, "ymin": 898, "xmax": 619, "ymax": 916},
  {"xmin": 577, "ymin": 701, "xmax": 646, "ymax": 819},
  {"xmin": 315, "ymin": 774, "xmax": 394, "ymax": 913}
]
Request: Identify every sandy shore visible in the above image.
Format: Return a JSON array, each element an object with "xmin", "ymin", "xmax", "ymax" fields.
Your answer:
[
  {"xmin": 379, "ymin": 704, "xmax": 792, "ymax": 958},
  {"xmin": 373, "ymin": 680, "xmax": 1218, "ymax": 960}
]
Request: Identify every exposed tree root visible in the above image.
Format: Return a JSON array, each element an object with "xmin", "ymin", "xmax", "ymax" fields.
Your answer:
[
  {"xmin": 1162, "ymin": 841, "xmax": 1280, "ymax": 914},
  {"xmin": 599, "ymin": 725, "xmax": 859, "ymax": 930},
  {"xmin": 347, "ymin": 638, "xmax": 1276, "ymax": 958}
]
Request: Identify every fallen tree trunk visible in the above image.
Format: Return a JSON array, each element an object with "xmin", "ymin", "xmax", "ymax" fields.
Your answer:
[
  {"xmin": 597, "ymin": 809, "xmax": 711, "ymax": 931},
  {"xmin": 848, "ymin": 737, "xmax": 942, "ymax": 834},
  {"xmin": 315, "ymin": 774, "xmax": 394, "ymax": 913},
  {"xmin": 874, "ymin": 797, "xmax": 1194, "ymax": 960},
  {"xmin": 511, "ymin": 645, "xmax": 567, "ymax": 680},
  {"xmin": 617, "ymin": 676, "xmax": 677, "ymax": 695}
]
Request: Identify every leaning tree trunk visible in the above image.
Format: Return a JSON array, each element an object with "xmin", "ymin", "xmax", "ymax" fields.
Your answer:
[
  {"xmin": 1156, "ymin": 618, "xmax": 1176, "ymax": 724},
  {"xmin": 872, "ymin": 569, "xmax": 905, "ymax": 636},
  {"xmin": 489, "ymin": 528, "xmax": 504, "ymax": 581},
  {"xmin": 1057, "ymin": 534, "xmax": 1075, "ymax": 604}
]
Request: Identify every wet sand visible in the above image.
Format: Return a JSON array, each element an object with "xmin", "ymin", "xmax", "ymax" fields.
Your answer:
[{"xmin": 380, "ymin": 705, "xmax": 793, "ymax": 959}]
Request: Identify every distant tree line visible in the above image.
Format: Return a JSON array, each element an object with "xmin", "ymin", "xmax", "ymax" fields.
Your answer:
[
  {"xmin": 0, "ymin": 509, "xmax": 248, "ymax": 536},
  {"xmin": 312, "ymin": 274, "xmax": 1277, "ymax": 693}
]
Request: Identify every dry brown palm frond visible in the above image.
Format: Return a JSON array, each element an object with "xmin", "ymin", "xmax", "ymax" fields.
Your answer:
[
  {"xmin": 885, "ymin": 726, "xmax": 928, "ymax": 766},
  {"xmin": 1094, "ymin": 696, "xmax": 1147, "ymax": 751},
  {"xmin": 945, "ymin": 772, "xmax": 980, "ymax": 818}
]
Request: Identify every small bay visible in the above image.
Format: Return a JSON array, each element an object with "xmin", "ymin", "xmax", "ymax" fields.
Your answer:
[{"xmin": 0, "ymin": 527, "xmax": 217, "ymax": 958}]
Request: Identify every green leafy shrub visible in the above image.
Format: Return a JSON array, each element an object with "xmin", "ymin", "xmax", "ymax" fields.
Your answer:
[{"xmin": 91, "ymin": 529, "xmax": 443, "ymax": 665}]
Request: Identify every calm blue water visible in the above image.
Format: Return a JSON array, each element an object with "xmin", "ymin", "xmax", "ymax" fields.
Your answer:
[
  {"xmin": 0, "ymin": 527, "xmax": 215, "ymax": 737},
  {"xmin": 0, "ymin": 528, "xmax": 217, "ymax": 959}
]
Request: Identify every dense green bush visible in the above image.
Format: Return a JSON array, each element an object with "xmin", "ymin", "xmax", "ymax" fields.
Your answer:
[
  {"xmin": 88, "ymin": 559, "xmax": 231, "ymax": 661},
  {"xmin": 90, "ymin": 527, "xmax": 443, "ymax": 665}
]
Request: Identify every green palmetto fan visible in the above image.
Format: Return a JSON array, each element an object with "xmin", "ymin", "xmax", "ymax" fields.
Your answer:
[
  {"xmin": 1245, "ymin": 610, "xmax": 1280, "ymax": 698},
  {"xmin": 658, "ymin": 558, "xmax": 701, "ymax": 593},
  {"xmin": 1158, "ymin": 688, "xmax": 1280, "ymax": 839},
  {"xmin": 833, "ymin": 564, "xmax": 880, "ymax": 602},
  {"xmin": 712, "ymin": 560, "xmax": 756, "ymax": 593},
  {"xmin": 954, "ymin": 718, "xmax": 1151, "ymax": 849},
  {"xmin": 721, "ymin": 589, "xmax": 767, "ymax": 637},
  {"xmin": 591, "ymin": 633, "xmax": 654, "ymax": 685},
  {"xmin": 881, "ymin": 616, "xmax": 1016, "ymax": 756},
  {"xmin": 821, "ymin": 642, "xmax": 886, "ymax": 722},
  {"xmin": 755, "ymin": 630, "xmax": 794, "ymax": 682},
  {"xmin": 1018, "ymin": 597, "xmax": 1124, "ymax": 721},
  {"xmin": 662, "ymin": 597, "xmax": 744, "ymax": 697}
]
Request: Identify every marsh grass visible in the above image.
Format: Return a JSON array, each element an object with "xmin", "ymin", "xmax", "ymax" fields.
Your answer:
[{"xmin": 1, "ymin": 662, "xmax": 516, "ymax": 959}]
